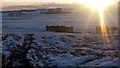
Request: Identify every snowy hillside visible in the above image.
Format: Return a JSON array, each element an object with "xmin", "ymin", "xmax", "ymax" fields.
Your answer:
[
  {"xmin": 2, "ymin": 32, "xmax": 119, "ymax": 68},
  {"xmin": 2, "ymin": 11, "xmax": 118, "ymax": 33},
  {"xmin": 2, "ymin": 5, "xmax": 119, "ymax": 68}
]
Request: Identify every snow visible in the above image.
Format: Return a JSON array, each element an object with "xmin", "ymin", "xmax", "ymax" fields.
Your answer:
[
  {"xmin": 2, "ymin": 13, "xmax": 118, "ymax": 33},
  {"xmin": 50, "ymin": 55, "xmax": 97, "ymax": 66},
  {"xmin": 85, "ymin": 57, "xmax": 114, "ymax": 65},
  {"xmin": 2, "ymin": 32, "xmax": 119, "ymax": 67},
  {"xmin": 99, "ymin": 62, "xmax": 117, "ymax": 66},
  {"xmin": 2, "ymin": 9, "xmax": 119, "ymax": 67}
]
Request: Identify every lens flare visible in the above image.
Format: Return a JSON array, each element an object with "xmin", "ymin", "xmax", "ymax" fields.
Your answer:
[
  {"xmin": 98, "ymin": 8, "xmax": 109, "ymax": 44},
  {"xmin": 77, "ymin": 0, "xmax": 112, "ymax": 44}
]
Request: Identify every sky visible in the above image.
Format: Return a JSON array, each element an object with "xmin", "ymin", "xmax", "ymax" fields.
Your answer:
[
  {"xmin": 2, "ymin": 0, "xmax": 75, "ymax": 3},
  {"xmin": 2, "ymin": 0, "xmax": 119, "ymax": 2},
  {"xmin": 1, "ymin": 0, "xmax": 78, "ymax": 7},
  {"xmin": 1, "ymin": 0, "xmax": 119, "ymax": 7}
]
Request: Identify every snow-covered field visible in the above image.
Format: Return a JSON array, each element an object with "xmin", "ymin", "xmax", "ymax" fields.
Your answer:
[
  {"xmin": 2, "ymin": 12, "xmax": 119, "ymax": 68},
  {"xmin": 2, "ymin": 13, "xmax": 118, "ymax": 33},
  {"xmin": 1, "ymin": 32, "xmax": 119, "ymax": 68}
]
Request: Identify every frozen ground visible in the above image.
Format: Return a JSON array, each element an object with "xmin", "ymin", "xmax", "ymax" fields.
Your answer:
[
  {"xmin": 1, "ymin": 32, "xmax": 119, "ymax": 68},
  {"xmin": 2, "ymin": 13, "xmax": 118, "ymax": 33},
  {"xmin": 2, "ymin": 10, "xmax": 119, "ymax": 68}
]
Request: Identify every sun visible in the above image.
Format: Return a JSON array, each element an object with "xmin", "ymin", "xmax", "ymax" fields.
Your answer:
[
  {"xmin": 77, "ymin": 0, "xmax": 113, "ymax": 44},
  {"xmin": 77, "ymin": 0, "xmax": 112, "ymax": 10}
]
